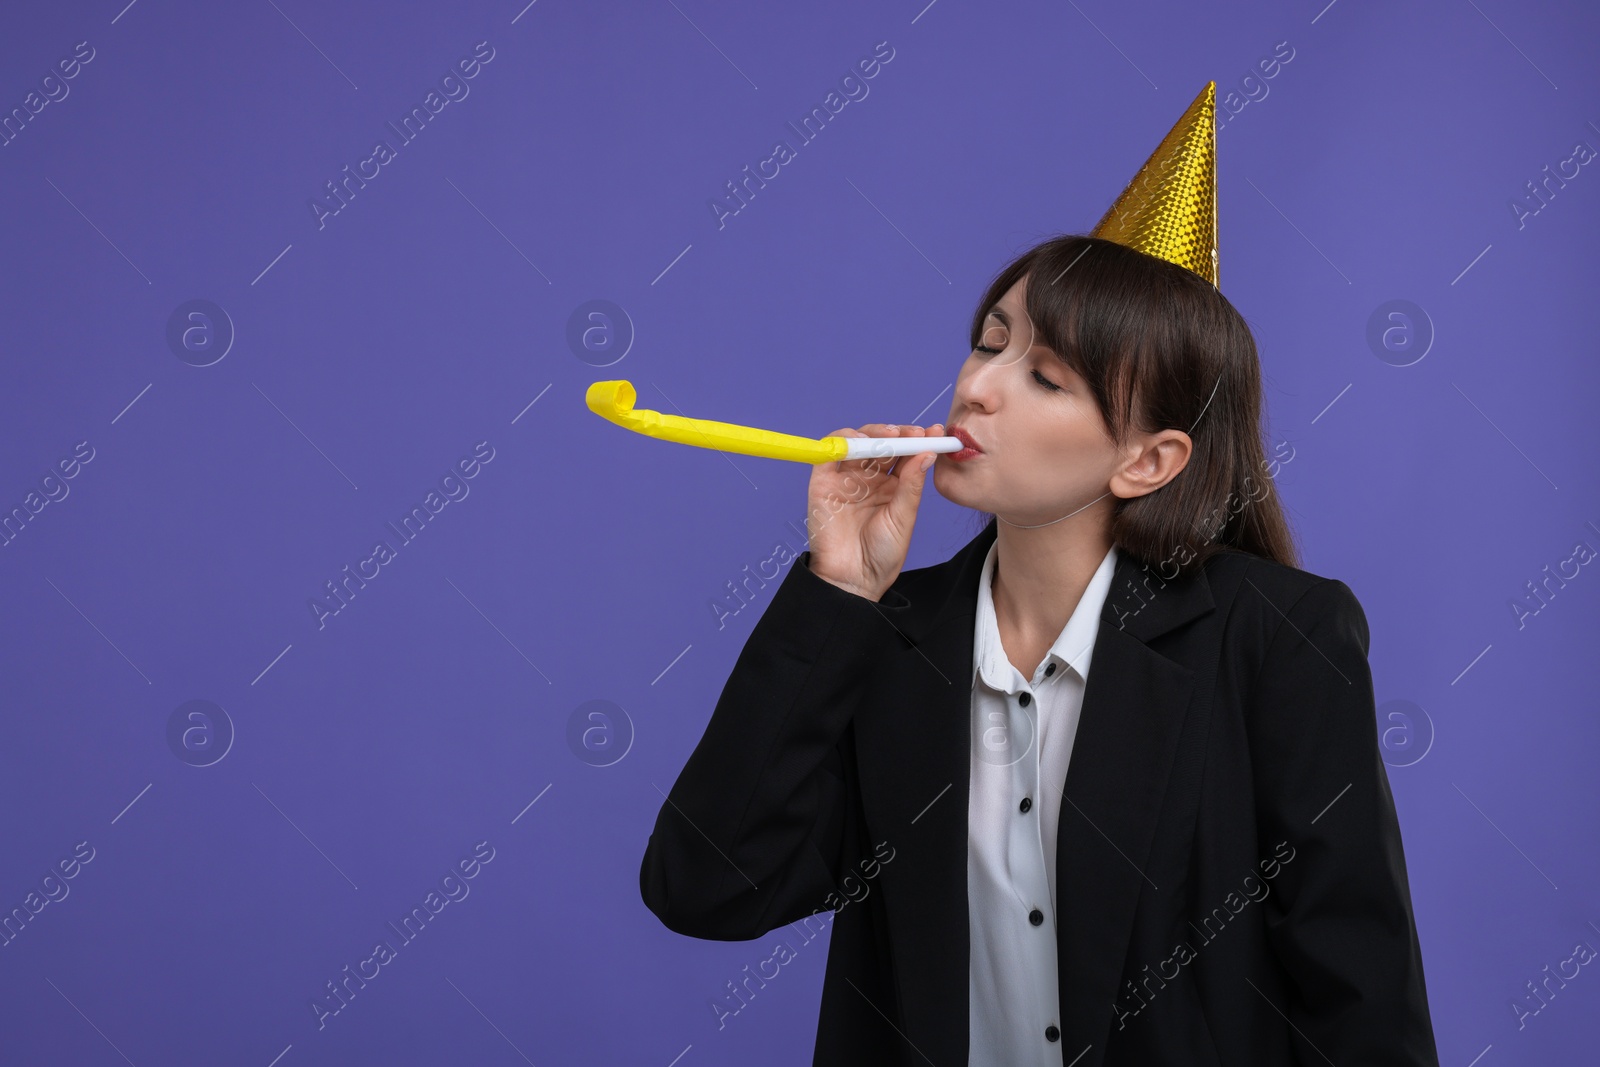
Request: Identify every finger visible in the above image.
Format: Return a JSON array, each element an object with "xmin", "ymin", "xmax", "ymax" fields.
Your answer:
[
  {"xmin": 887, "ymin": 435, "xmax": 933, "ymax": 523},
  {"xmin": 884, "ymin": 424, "xmax": 930, "ymax": 475},
  {"xmin": 828, "ymin": 428, "xmax": 893, "ymax": 475},
  {"xmin": 846, "ymin": 426, "xmax": 902, "ymax": 475},
  {"xmin": 884, "ymin": 425, "xmax": 937, "ymax": 475}
]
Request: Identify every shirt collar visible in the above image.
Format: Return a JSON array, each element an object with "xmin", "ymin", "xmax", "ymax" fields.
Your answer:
[{"xmin": 972, "ymin": 540, "xmax": 1119, "ymax": 692}]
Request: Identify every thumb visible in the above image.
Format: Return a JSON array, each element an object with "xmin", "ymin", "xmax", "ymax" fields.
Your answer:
[{"xmin": 888, "ymin": 450, "xmax": 935, "ymax": 526}]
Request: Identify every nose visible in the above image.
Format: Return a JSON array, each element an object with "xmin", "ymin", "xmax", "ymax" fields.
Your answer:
[{"xmin": 954, "ymin": 352, "xmax": 1003, "ymax": 416}]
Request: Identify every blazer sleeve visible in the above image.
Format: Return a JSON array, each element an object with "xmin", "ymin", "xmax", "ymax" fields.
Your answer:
[
  {"xmin": 640, "ymin": 550, "xmax": 910, "ymax": 941},
  {"xmin": 1245, "ymin": 577, "xmax": 1441, "ymax": 1065}
]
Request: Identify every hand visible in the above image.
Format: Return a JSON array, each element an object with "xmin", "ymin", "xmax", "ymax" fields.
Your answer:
[{"xmin": 806, "ymin": 423, "xmax": 943, "ymax": 602}]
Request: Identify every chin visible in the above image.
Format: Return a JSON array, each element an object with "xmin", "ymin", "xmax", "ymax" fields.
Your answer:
[
  {"xmin": 929, "ymin": 467, "xmax": 985, "ymax": 510},
  {"xmin": 934, "ymin": 469, "xmax": 1069, "ymax": 522}
]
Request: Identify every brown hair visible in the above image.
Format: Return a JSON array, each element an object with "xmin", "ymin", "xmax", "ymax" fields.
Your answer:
[{"xmin": 966, "ymin": 233, "xmax": 1298, "ymax": 577}]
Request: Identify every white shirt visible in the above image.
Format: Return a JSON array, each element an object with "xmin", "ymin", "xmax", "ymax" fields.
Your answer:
[{"xmin": 968, "ymin": 540, "xmax": 1118, "ymax": 1065}]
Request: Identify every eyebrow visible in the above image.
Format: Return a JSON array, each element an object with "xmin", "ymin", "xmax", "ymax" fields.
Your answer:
[
  {"xmin": 987, "ymin": 307, "xmax": 1044, "ymax": 350},
  {"xmin": 985, "ymin": 308, "xmax": 1072, "ymax": 369}
]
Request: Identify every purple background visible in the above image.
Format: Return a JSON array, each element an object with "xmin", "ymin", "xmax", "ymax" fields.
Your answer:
[{"xmin": 2, "ymin": 0, "xmax": 1596, "ymax": 1064}]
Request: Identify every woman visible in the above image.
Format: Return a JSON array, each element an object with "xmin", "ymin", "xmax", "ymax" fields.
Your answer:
[{"xmin": 639, "ymin": 234, "xmax": 1440, "ymax": 1066}]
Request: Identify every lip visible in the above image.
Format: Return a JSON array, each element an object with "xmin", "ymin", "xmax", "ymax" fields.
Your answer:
[{"xmin": 945, "ymin": 425, "xmax": 984, "ymax": 461}]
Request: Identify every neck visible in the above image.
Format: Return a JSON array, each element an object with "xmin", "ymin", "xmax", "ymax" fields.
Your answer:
[{"xmin": 990, "ymin": 513, "xmax": 1113, "ymax": 645}]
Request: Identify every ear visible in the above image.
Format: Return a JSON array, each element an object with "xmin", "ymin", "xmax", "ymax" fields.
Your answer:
[{"xmin": 1109, "ymin": 429, "xmax": 1192, "ymax": 499}]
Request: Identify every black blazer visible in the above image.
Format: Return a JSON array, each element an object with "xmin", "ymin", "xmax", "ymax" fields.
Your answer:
[{"xmin": 641, "ymin": 518, "xmax": 1439, "ymax": 1066}]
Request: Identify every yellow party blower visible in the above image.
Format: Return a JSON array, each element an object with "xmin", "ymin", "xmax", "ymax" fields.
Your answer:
[{"xmin": 586, "ymin": 380, "xmax": 963, "ymax": 465}]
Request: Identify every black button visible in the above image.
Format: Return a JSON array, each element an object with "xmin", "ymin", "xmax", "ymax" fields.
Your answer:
[
  {"xmin": 1018, "ymin": 692, "xmax": 1031, "ymax": 707},
  {"xmin": 1045, "ymin": 1025, "xmax": 1060, "ymax": 1041},
  {"xmin": 1028, "ymin": 908, "xmax": 1043, "ymax": 926},
  {"xmin": 1019, "ymin": 796, "xmax": 1032, "ymax": 813},
  {"xmin": 1045, "ymin": 663, "xmax": 1056, "ymax": 676}
]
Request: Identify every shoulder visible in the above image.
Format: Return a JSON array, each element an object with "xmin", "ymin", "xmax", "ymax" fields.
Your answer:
[
  {"xmin": 1199, "ymin": 547, "xmax": 1369, "ymax": 652},
  {"xmin": 1200, "ymin": 546, "xmax": 1358, "ymax": 611}
]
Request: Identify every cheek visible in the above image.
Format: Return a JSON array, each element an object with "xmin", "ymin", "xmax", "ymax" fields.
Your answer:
[
  {"xmin": 1062, "ymin": 399, "xmax": 1115, "ymax": 448},
  {"xmin": 1032, "ymin": 409, "xmax": 1113, "ymax": 470},
  {"xmin": 1023, "ymin": 404, "xmax": 1083, "ymax": 452}
]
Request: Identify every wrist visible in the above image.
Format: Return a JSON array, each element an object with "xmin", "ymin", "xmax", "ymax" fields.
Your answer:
[{"xmin": 806, "ymin": 558, "xmax": 880, "ymax": 602}]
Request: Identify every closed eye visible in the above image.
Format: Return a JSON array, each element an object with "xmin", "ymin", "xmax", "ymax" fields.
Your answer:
[{"xmin": 975, "ymin": 344, "xmax": 1063, "ymax": 392}]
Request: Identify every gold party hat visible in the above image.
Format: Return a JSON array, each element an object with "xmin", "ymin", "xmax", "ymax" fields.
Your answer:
[{"xmin": 1090, "ymin": 81, "xmax": 1218, "ymax": 288}]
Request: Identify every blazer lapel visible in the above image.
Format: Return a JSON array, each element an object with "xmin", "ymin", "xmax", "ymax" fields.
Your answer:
[
  {"xmin": 851, "ymin": 520, "xmax": 1214, "ymax": 1064},
  {"xmin": 1056, "ymin": 547, "xmax": 1215, "ymax": 1063}
]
